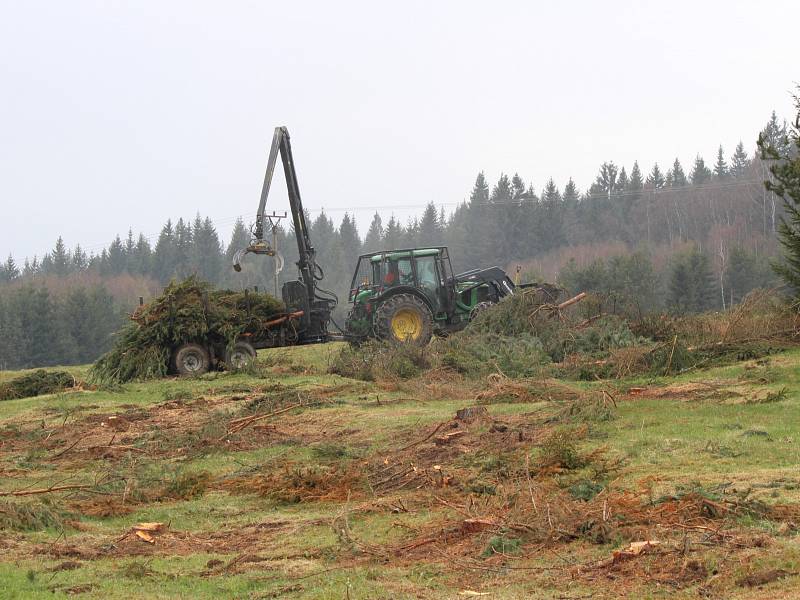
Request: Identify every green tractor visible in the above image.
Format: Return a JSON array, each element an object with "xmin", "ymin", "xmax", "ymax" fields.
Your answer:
[{"xmin": 344, "ymin": 246, "xmax": 520, "ymax": 345}]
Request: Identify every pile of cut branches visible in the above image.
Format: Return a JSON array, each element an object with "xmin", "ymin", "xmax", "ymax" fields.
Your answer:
[
  {"xmin": 91, "ymin": 277, "xmax": 284, "ymax": 384},
  {"xmin": 0, "ymin": 370, "xmax": 76, "ymax": 401}
]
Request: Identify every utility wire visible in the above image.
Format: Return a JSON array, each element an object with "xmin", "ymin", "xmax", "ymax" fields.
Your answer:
[{"xmin": 19, "ymin": 177, "xmax": 766, "ymax": 261}]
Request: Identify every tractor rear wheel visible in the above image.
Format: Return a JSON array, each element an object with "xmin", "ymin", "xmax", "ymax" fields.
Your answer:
[
  {"xmin": 374, "ymin": 294, "xmax": 433, "ymax": 345},
  {"xmin": 172, "ymin": 343, "xmax": 210, "ymax": 376}
]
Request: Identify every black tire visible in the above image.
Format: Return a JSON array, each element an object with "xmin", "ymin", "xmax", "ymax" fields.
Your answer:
[
  {"xmin": 172, "ymin": 343, "xmax": 211, "ymax": 376},
  {"xmin": 373, "ymin": 293, "xmax": 433, "ymax": 345},
  {"xmin": 224, "ymin": 341, "xmax": 256, "ymax": 370}
]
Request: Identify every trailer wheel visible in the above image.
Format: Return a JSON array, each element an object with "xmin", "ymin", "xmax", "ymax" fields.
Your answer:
[
  {"xmin": 173, "ymin": 343, "xmax": 210, "ymax": 376},
  {"xmin": 225, "ymin": 341, "xmax": 256, "ymax": 370}
]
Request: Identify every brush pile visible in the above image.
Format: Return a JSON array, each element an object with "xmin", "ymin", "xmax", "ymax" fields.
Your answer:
[
  {"xmin": 439, "ymin": 288, "xmax": 643, "ymax": 378},
  {"xmin": 333, "ymin": 287, "xmax": 800, "ymax": 382},
  {"xmin": 91, "ymin": 277, "xmax": 284, "ymax": 384},
  {"xmin": 0, "ymin": 370, "xmax": 77, "ymax": 401}
]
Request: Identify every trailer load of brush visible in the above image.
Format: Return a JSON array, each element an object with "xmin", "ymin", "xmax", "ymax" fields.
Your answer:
[{"xmin": 91, "ymin": 277, "xmax": 286, "ymax": 384}]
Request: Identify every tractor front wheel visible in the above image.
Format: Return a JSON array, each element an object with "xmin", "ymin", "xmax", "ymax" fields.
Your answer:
[{"xmin": 374, "ymin": 294, "xmax": 433, "ymax": 345}]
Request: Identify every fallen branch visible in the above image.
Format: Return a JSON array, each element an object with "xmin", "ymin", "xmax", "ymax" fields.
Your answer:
[
  {"xmin": 87, "ymin": 444, "xmax": 147, "ymax": 454},
  {"xmin": 396, "ymin": 421, "xmax": 448, "ymax": 452},
  {"xmin": 50, "ymin": 438, "xmax": 82, "ymax": 459},
  {"xmin": 0, "ymin": 483, "xmax": 92, "ymax": 497},
  {"xmin": 225, "ymin": 401, "xmax": 305, "ymax": 435}
]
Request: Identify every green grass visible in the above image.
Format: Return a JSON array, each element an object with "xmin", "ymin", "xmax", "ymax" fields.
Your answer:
[{"xmin": 2, "ymin": 345, "xmax": 800, "ymax": 598}]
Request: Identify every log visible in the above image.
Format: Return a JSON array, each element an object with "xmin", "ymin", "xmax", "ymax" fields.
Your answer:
[{"xmin": 557, "ymin": 292, "xmax": 587, "ymax": 311}]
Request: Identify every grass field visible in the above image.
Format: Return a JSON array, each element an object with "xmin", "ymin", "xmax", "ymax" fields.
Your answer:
[{"xmin": 2, "ymin": 343, "xmax": 800, "ymax": 599}]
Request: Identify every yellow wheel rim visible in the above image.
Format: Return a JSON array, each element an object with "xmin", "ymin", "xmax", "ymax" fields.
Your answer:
[{"xmin": 391, "ymin": 308, "xmax": 423, "ymax": 341}]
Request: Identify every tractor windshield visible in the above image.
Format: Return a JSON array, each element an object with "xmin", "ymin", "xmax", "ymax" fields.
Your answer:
[
  {"xmin": 415, "ymin": 255, "xmax": 438, "ymax": 288},
  {"xmin": 349, "ymin": 255, "xmax": 382, "ymax": 301}
]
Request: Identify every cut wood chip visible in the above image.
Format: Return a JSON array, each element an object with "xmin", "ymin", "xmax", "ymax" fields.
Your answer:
[
  {"xmin": 434, "ymin": 430, "xmax": 467, "ymax": 445},
  {"xmin": 462, "ymin": 518, "xmax": 497, "ymax": 533},
  {"xmin": 135, "ymin": 530, "xmax": 156, "ymax": 544},
  {"xmin": 612, "ymin": 540, "xmax": 660, "ymax": 563},
  {"xmin": 131, "ymin": 522, "xmax": 167, "ymax": 544}
]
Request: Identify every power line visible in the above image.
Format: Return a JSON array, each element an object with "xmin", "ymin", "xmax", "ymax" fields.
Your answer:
[{"xmin": 18, "ymin": 177, "xmax": 766, "ymax": 261}]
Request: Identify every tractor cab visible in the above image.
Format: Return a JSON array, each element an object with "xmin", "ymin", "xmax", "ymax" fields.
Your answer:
[{"xmin": 348, "ymin": 247, "xmax": 454, "ymax": 318}]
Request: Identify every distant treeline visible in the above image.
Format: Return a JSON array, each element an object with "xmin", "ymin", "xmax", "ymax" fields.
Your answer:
[
  {"xmin": 0, "ymin": 285, "xmax": 121, "ymax": 371},
  {"xmin": 0, "ymin": 110, "xmax": 791, "ymax": 369}
]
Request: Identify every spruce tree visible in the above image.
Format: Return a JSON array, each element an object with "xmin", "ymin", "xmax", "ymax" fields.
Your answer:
[
  {"xmin": 403, "ymin": 217, "xmax": 420, "ymax": 247},
  {"xmin": 690, "ymin": 155, "xmax": 712, "ymax": 185},
  {"xmin": 225, "ymin": 218, "xmax": 251, "ymax": 263},
  {"xmin": 489, "ymin": 174, "xmax": 515, "ymax": 264},
  {"xmin": 153, "ymin": 219, "xmax": 177, "ymax": 282},
  {"xmin": 383, "ymin": 215, "xmax": 404, "ymax": 250},
  {"xmin": 593, "ymin": 162, "xmax": 620, "ymax": 197},
  {"xmin": 51, "ymin": 237, "xmax": 70, "ymax": 276},
  {"xmin": 0, "ymin": 294, "xmax": 26, "ymax": 369},
  {"xmin": 40, "ymin": 253, "xmax": 53, "ymax": 274},
  {"xmin": 617, "ymin": 166, "xmax": 629, "ymax": 191},
  {"xmin": 418, "ymin": 202, "xmax": 442, "ymax": 246},
  {"xmin": 714, "ymin": 146, "xmax": 728, "ymax": 180},
  {"xmin": 670, "ymin": 158, "xmax": 687, "ymax": 187},
  {"xmin": 669, "ymin": 248, "xmax": 716, "ymax": 312},
  {"xmin": 338, "ymin": 213, "xmax": 361, "ymax": 265},
  {"xmin": 363, "ymin": 213, "xmax": 384, "ymax": 253},
  {"xmin": 687, "ymin": 248, "xmax": 717, "ymax": 311},
  {"xmin": 465, "ymin": 172, "xmax": 491, "ymax": 267},
  {"xmin": 71, "ymin": 245, "xmax": 88, "ymax": 272},
  {"xmin": 130, "ymin": 234, "xmax": 152, "ymax": 276},
  {"xmin": 98, "ymin": 250, "xmax": 111, "ymax": 277},
  {"xmin": 191, "ymin": 217, "xmax": 223, "ymax": 283},
  {"xmin": 730, "ymin": 141, "xmax": 749, "ymax": 178},
  {"xmin": 668, "ymin": 256, "xmax": 691, "ymax": 311},
  {"xmin": 4, "ymin": 255, "xmax": 19, "ymax": 281},
  {"xmin": 107, "ymin": 235, "xmax": 126, "ymax": 275},
  {"xmin": 511, "ymin": 173, "xmax": 526, "ymax": 199},
  {"xmin": 758, "ymin": 89, "xmax": 800, "ymax": 294},
  {"xmin": 540, "ymin": 178, "xmax": 564, "ymax": 250},
  {"xmin": 124, "ymin": 229, "xmax": 136, "ymax": 269},
  {"xmin": 444, "ymin": 204, "xmax": 470, "ymax": 270},
  {"xmin": 723, "ymin": 246, "xmax": 757, "ymax": 305},
  {"xmin": 173, "ymin": 218, "xmax": 193, "ymax": 278},
  {"xmin": 761, "ymin": 110, "xmax": 791, "ymax": 157},
  {"xmin": 563, "ymin": 178, "xmax": 579, "ymax": 204},
  {"xmin": 23, "ymin": 257, "xmax": 38, "ymax": 277},
  {"xmin": 628, "ymin": 162, "xmax": 644, "ymax": 191},
  {"xmin": 646, "ymin": 163, "xmax": 665, "ymax": 189}
]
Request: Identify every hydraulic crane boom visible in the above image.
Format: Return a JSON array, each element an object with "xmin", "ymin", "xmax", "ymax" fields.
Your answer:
[{"xmin": 233, "ymin": 126, "xmax": 335, "ymax": 342}]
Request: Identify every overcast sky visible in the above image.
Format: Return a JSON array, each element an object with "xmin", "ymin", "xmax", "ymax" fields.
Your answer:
[{"xmin": 1, "ymin": 0, "xmax": 797, "ymax": 261}]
